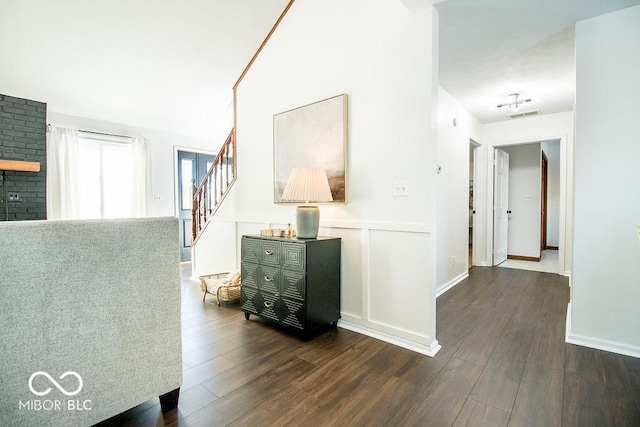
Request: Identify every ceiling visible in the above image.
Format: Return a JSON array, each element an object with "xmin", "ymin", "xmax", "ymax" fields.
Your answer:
[
  {"xmin": 1, "ymin": 0, "xmax": 639, "ymax": 138},
  {"xmin": 436, "ymin": 0, "xmax": 640, "ymax": 124},
  {"xmin": 0, "ymin": 0, "xmax": 290, "ymax": 139}
]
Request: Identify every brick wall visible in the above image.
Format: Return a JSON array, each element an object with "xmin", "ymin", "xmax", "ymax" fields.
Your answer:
[{"xmin": 0, "ymin": 94, "xmax": 47, "ymax": 221}]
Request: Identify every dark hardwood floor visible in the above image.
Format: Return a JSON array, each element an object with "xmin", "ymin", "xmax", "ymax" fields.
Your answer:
[{"xmin": 98, "ymin": 265, "xmax": 640, "ymax": 427}]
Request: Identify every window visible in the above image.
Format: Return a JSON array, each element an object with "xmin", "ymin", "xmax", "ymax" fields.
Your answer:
[
  {"xmin": 77, "ymin": 132, "xmax": 144, "ymax": 219},
  {"xmin": 180, "ymin": 158, "xmax": 193, "ymax": 211}
]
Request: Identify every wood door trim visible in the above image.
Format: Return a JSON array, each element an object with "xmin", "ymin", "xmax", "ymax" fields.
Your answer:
[
  {"xmin": 507, "ymin": 255, "xmax": 541, "ymax": 262},
  {"xmin": 541, "ymin": 151, "xmax": 548, "ymax": 251}
]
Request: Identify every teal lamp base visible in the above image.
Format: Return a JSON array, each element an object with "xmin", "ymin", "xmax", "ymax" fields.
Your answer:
[{"xmin": 296, "ymin": 205, "xmax": 320, "ymax": 238}]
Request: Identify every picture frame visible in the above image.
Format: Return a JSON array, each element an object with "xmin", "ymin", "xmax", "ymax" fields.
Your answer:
[{"xmin": 273, "ymin": 94, "xmax": 348, "ymax": 203}]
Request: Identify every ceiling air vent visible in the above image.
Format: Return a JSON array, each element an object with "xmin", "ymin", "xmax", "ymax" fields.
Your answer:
[{"xmin": 508, "ymin": 110, "xmax": 539, "ymax": 119}]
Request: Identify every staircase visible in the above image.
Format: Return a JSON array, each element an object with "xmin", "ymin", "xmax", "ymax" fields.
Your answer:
[
  {"xmin": 191, "ymin": 128, "xmax": 236, "ymax": 244},
  {"xmin": 190, "ymin": 0, "xmax": 296, "ymax": 245}
]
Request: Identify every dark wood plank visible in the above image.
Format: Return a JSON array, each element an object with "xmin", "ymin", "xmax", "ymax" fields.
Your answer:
[
  {"xmin": 453, "ymin": 398, "xmax": 510, "ymax": 427},
  {"xmin": 291, "ymin": 336, "xmax": 386, "ymax": 394},
  {"xmin": 469, "ymin": 358, "xmax": 525, "ymax": 412},
  {"xmin": 600, "ymin": 351, "xmax": 640, "ymax": 414},
  {"xmin": 181, "ymin": 355, "xmax": 236, "ymax": 392},
  {"xmin": 276, "ymin": 361, "xmax": 404, "ymax": 426},
  {"xmin": 453, "ymin": 302, "xmax": 511, "ymax": 365},
  {"xmin": 200, "ymin": 341, "xmax": 304, "ymax": 398},
  {"xmin": 526, "ymin": 308, "xmax": 566, "ymax": 370},
  {"xmin": 180, "ymin": 356, "xmax": 316, "ymax": 427},
  {"xmin": 392, "ymin": 357, "xmax": 484, "ymax": 426},
  {"xmin": 562, "ymin": 344, "xmax": 613, "ymax": 426},
  {"xmin": 510, "ymin": 362, "xmax": 564, "ymax": 426},
  {"xmin": 174, "ymin": 384, "xmax": 218, "ymax": 418},
  {"xmin": 292, "ymin": 325, "xmax": 367, "ymax": 366},
  {"xmin": 333, "ymin": 376, "xmax": 421, "ymax": 427}
]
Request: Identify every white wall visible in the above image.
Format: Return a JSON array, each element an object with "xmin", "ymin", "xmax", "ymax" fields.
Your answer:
[
  {"xmin": 571, "ymin": 5, "xmax": 640, "ymax": 357},
  {"xmin": 482, "ymin": 111, "xmax": 574, "ymax": 274},
  {"xmin": 501, "ymin": 143, "xmax": 541, "ymax": 259},
  {"xmin": 436, "ymin": 87, "xmax": 482, "ymax": 294},
  {"xmin": 542, "ymin": 140, "xmax": 561, "ymax": 247},
  {"xmin": 194, "ymin": 0, "xmax": 441, "ymax": 355},
  {"xmin": 47, "ymin": 112, "xmax": 221, "ymax": 217}
]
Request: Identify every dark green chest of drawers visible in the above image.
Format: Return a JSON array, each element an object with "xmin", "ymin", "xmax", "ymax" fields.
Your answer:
[{"xmin": 240, "ymin": 235, "xmax": 341, "ymax": 334}]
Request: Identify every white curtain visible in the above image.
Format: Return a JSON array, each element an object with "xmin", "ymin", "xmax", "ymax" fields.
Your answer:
[
  {"xmin": 47, "ymin": 126, "xmax": 81, "ymax": 220},
  {"xmin": 48, "ymin": 127, "xmax": 151, "ymax": 219},
  {"xmin": 130, "ymin": 136, "xmax": 150, "ymax": 217}
]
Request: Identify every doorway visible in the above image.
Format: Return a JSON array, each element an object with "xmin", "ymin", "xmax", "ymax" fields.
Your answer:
[
  {"xmin": 491, "ymin": 140, "xmax": 561, "ymax": 274},
  {"xmin": 492, "ymin": 147, "xmax": 510, "ymax": 265},
  {"xmin": 541, "ymin": 150, "xmax": 548, "ymax": 251},
  {"xmin": 177, "ymin": 150, "xmax": 214, "ymax": 262},
  {"xmin": 469, "ymin": 140, "xmax": 480, "ymax": 268}
]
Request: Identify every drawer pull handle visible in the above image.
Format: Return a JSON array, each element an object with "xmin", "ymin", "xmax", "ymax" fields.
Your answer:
[
  {"xmin": 264, "ymin": 250, "xmax": 275, "ymax": 256},
  {"xmin": 264, "ymin": 276, "xmax": 275, "ymax": 282},
  {"xmin": 264, "ymin": 301, "xmax": 274, "ymax": 308}
]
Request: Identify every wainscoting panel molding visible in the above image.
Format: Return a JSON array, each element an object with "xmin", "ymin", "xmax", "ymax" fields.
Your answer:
[{"xmin": 193, "ymin": 215, "xmax": 438, "ymax": 356}]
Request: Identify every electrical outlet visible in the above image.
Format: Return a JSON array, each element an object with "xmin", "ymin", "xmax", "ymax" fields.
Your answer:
[
  {"xmin": 451, "ymin": 255, "xmax": 456, "ymax": 265},
  {"xmin": 8, "ymin": 193, "xmax": 21, "ymax": 202},
  {"xmin": 393, "ymin": 180, "xmax": 409, "ymax": 197}
]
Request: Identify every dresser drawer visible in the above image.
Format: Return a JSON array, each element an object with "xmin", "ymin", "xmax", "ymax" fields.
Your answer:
[
  {"xmin": 257, "ymin": 291, "xmax": 280, "ymax": 322},
  {"xmin": 257, "ymin": 265, "xmax": 280, "ymax": 294},
  {"xmin": 260, "ymin": 240, "xmax": 281, "ymax": 266},
  {"xmin": 242, "ymin": 237, "xmax": 282, "ymax": 266},
  {"xmin": 282, "ymin": 242, "xmax": 305, "ymax": 270}
]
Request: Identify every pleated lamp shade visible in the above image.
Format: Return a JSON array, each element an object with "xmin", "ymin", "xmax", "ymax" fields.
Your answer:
[
  {"xmin": 281, "ymin": 168, "xmax": 333, "ymax": 238},
  {"xmin": 281, "ymin": 168, "xmax": 333, "ymax": 203}
]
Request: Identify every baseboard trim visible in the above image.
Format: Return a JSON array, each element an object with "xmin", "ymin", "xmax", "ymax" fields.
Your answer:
[
  {"xmin": 338, "ymin": 320, "xmax": 441, "ymax": 357},
  {"xmin": 436, "ymin": 271, "xmax": 469, "ymax": 297},
  {"xmin": 565, "ymin": 302, "xmax": 640, "ymax": 358},
  {"xmin": 507, "ymin": 255, "xmax": 541, "ymax": 262}
]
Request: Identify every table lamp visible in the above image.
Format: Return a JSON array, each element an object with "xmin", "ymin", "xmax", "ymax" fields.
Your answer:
[{"xmin": 281, "ymin": 167, "xmax": 333, "ymax": 238}]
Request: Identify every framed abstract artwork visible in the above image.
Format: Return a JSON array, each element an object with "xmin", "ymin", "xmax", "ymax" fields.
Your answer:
[{"xmin": 273, "ymin": 94, "xmax": 348, "ymax": 203}]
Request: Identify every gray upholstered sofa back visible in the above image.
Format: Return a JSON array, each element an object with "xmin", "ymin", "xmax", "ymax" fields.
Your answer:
[{"xmin": 0, "ymin": 217, "xmax": 182, "ymax": 426}]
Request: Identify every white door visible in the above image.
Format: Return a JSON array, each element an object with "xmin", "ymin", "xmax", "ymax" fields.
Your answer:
[{"xmin": 493, "ymin": 148, "xmax": 510, "ymax": 265}]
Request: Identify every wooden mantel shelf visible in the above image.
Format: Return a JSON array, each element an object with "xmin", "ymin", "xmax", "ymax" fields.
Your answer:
[{"xmin": 0, "ymin": 159, "xmax": 41, "ymax": 172}]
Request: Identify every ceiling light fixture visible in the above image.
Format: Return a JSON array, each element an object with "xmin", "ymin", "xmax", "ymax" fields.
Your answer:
[{"xmin": 497, "ymin": 93, "xmax": 532, "ymax": 109}]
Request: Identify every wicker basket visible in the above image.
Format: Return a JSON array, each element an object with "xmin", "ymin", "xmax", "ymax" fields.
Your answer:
[{"xmin": 199, "ymin": 272, "xmax": 241, "ymax": 305}]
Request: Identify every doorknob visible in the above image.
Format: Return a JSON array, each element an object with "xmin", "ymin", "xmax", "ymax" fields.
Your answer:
[{"xmin": 507, "ymin": 210, "xmax": 512, "ymax": 214}]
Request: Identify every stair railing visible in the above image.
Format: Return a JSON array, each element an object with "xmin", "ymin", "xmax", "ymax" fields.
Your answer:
[{"xmin": 191, "ymin": 128, "xmax": 236, "ymax": 243}]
